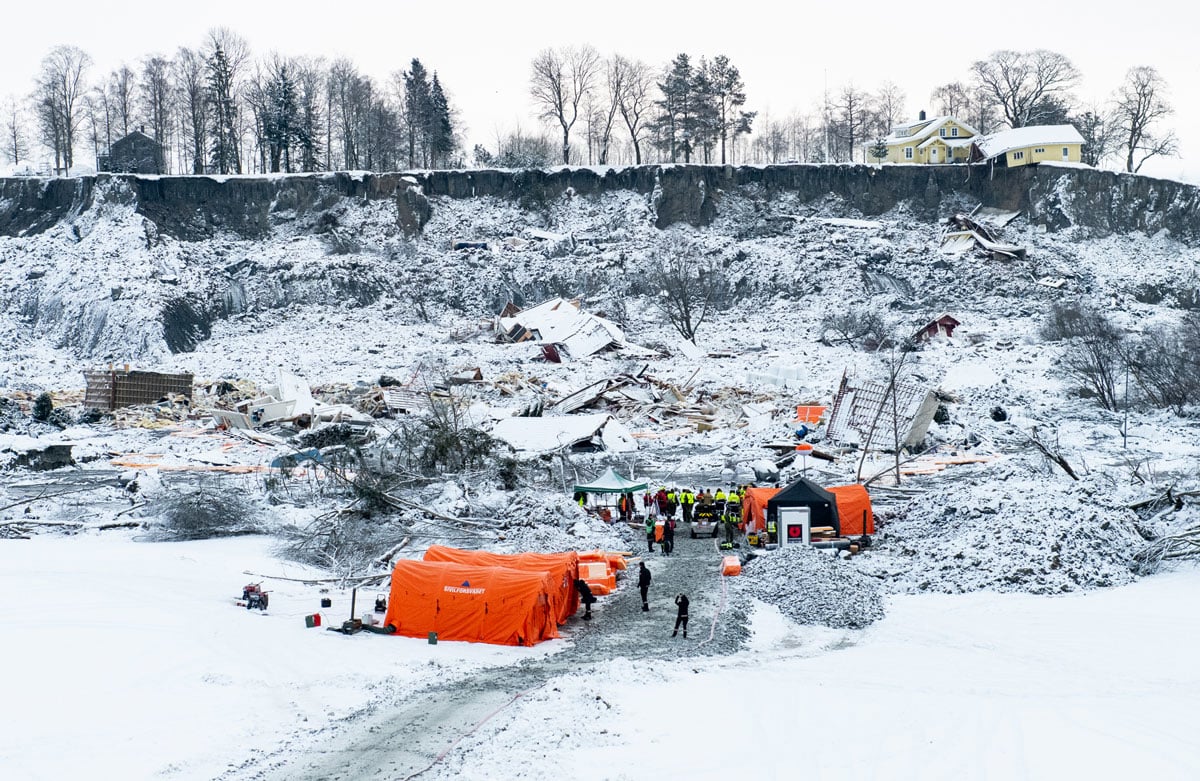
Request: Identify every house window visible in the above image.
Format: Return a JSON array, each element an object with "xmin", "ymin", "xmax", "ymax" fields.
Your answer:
[
  {"xmin": 1013, "ymin": 151, "xmax": 1024, "ymax": 160},
  {"xmin": 904, "ymin": 147, "xmax": 913, "ymax": 160},
  {"xmin": 952, "ymin": 127, "xmax": 959, "ymax": 137},
  {"xmin": 1063, "ymin": 147, "xmax": 1070, "ymax": 158},
  {"xmin": 1035, "ymin": 147, "xmax": 1045, "ymax": 153},
  {"xmin": 939, "ymin": 128, "xmax": 947, "ymax": 137}
]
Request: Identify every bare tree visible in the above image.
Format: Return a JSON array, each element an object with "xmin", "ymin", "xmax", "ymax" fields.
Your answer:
[
  {"xmin": 109, "ymin": 64, "xmax": 136, "ymax": 138},
  {"xmin": 874, "ymin": 81, "xmax": 906, "ymax": 130},
  {"xmin": 174, "ymin": 47, "xmax": 208, "ymax": 174},
  {"xmin": 3, "ymin": 94, "xmax": 31, "ymax": 165},
  {"xmin": 140, "ymin": 55, "xmax": 172, "ymax": 171},
  {"xmin": 1071, "ymin": 105, "xmax": 1120, "ymax": 167},
  {"xmin": 646, "ymin": 235, "xmax": 729, "ymax": 341},
  {"xmin": 836, "ymin": 85, "xmax": 871, "ymax": 162},
  {"xmin": 1043, "ymin": 301, "xmax": 1124, "ymax": 411},
  {"xmin": 529, "ymin": 45, "xmax": 601, "ymax": 165},
  {"xmin": 88, "ymin": 82, "xmax": 115, "ymax": 153},
  {"xmin": 589, "ymin": 55, "xmax": 624, "ymax": 165},
  {"xmin": 1112, "ymin": 66, "xmax": 1177, "ymax": 173},
  {"xmin": 971, "ymin": 49, "xmax": 1079, "ymax": 128},
  {"xmin": 930, "ymin": 81, "xmax": 969, "ymax": 118},
  {"xmin": 34, "ymin": 45, "xmax": 92, "ymax": 172},
  {"xmin": 613, "ymin": 55, "xmax": 653, "ymax": 164}
]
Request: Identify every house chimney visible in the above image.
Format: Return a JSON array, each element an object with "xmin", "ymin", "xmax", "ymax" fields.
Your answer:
[{"xmin": 919, "ymin": 110, "xmax": 926, "ymax": 121}]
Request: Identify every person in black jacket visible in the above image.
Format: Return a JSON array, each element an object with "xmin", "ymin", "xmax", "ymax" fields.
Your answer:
[
  {"xmin": 672, "ymin": 593, "xmax": 689, "ymax": 638},
  {"xmin": 576, "ymin": 579, "xmax": 596, "ymax": 621},
  {"xmin": 662, "ymin": 515, "xmax": 675, "ymax": 555},
  {"xmin": 637, "ymin": 562, "xmax": 651, "ymax": 611}
]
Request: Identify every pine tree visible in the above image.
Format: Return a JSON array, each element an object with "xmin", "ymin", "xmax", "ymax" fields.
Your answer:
[
  {"xmin": 264, "ymin": 63, "xmax": 299, "ymax": 172},
  {"xmin": 426, "ymin": 73, "xmax": 454, "ymax": 167},
  {"xmin": 403, "ymin": 59, "xmax": 431, "ymax": 167},
  {"xmin": 870, "ymin": 137, "xmax": 888, "ymax": 163},
  {"xmin": 207, "ymin": 45, "xmax": 240, "ymax": 174},
  {"xmin": 655, "ymin": 53, "xmax": 696, "ymax": 163},
  {"xmin": 707, "ymin": 55, "xmax": 753, "ymax": 164}
]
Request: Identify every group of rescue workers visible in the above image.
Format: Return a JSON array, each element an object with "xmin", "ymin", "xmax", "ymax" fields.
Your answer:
[{"xmin": 633, "ymin": 485, "xmax": 750, "ymax": 552}]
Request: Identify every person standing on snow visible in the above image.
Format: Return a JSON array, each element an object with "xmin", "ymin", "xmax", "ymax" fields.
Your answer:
[
  {"xmin": 638, "ymin": 562, "xmax": 651, "ymax": 611},
  {"xmin": 662, "ymin": 514, "xmax": 675, "ymax": 555},
  {"xmin": 576, "ymin": 579, "xmax": 596, "ymax": 621},
  {"xmin": 672, "ymin": 593, "xmax": 689, "ymax": 638},
  {"xmin": 644, "ymin": 516, "xmax": 656, "ymax": 553}
]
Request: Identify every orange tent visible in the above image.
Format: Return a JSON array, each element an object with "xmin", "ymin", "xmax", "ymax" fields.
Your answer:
[
  {"xmin": 742, "ymin": 486, "xmax": 781, "ymax": 532},
  {"xmin": 826, "ymin": 484, "xmax": 875, "ymax": 535},
  {"xmin": 383, "ymin": 560, "xmax": 560, "ymax": 646},
  {"xmin": 742, "ymin": 484, "xmax": 874, "ymax": 535},
  {"xmin": 422, "ymin": 545, "xmax": 580, "ymax": 624}
]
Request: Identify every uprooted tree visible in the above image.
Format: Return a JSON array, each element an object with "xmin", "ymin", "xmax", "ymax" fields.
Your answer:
[{"xmin": 270, "ymin": 389, "xmax": 531, "ymax": 577}]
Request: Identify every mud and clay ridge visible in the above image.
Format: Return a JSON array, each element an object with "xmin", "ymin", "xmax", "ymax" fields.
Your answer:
[{"xmin": 3, "ymin": 163, "xmax": 1199, "ymax": 241}]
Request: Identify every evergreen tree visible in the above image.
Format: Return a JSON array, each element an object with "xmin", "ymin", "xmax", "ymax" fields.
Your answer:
[
  {"xmin": 870, "ymin": 137, "xmax": 889, "ymax": 163},
  {"xmin": 655, "ymin": 53, "xmax": 697, "ymax": 163},
  {"xmin": 692, "ymin": 58, "xmax": 720, "ymax": 163},
  {"xmin": 426, "ymin": 73, "xmax": 454, "ymax": 167},
  {"xmin": 207, "ymin": 45, "xmax": 241, "ymax": 174},
  {"xmin": 403, "ymin": 58, "xmax": 431, "ymax": 167},
  {"xmin": 707, "ymin": 55, "xmax": 754, "ymax": 164},
  {"xmin": 264, "ymin": 62, "xmax": 299, "ymax": 172}
]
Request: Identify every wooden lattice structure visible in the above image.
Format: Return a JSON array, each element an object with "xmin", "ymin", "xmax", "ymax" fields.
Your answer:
[{"xmin": 83, "ymin": 368, "xmax": 194, "ymax": 411}]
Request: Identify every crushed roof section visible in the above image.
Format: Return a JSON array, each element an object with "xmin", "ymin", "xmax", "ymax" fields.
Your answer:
[{"xmin": 973, "ymin": 125, "xmax": 1086, "ymax": 159}]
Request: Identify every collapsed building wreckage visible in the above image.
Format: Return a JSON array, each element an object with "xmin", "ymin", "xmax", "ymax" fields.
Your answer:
[
  {"xmin": 940, "ymin": 205, "xmax": 1026, "ymax": 261},
  {"xmin": 8, "ymin": 288, "xmax": 1000, "ymax": 500}
]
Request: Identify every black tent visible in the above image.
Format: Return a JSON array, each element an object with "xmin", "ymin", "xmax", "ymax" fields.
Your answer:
[{"xmin": 766, "ymin": 478, "xmax": 840, "ymax": 537}]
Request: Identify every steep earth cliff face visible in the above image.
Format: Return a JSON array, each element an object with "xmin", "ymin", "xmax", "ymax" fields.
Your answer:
[
  {"xmin": 4, "ymin": 163, "xmax": 1198, "ymax": 242},
  {"xmin": 0, "ymin": 163, "xmax": 1197, "ymax": 372}
]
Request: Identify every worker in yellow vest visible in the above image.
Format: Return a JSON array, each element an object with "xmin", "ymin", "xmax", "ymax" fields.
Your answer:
[
  {"xmin": 714, "ymin": 487, "xmax": 727, "ymax": 516},
  {"xmin": 680, "ymin": 488, "xmax": 695, "ymax": 523},
  {"xmin": 726, "ymin": 490, "xmax": 742, "ymax": 532}
]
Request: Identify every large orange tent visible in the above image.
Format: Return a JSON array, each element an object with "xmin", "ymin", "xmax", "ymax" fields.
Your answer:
[
  {"xmin": 742, "ymin": 484, "xmax": 874, "ymax": 536},
  {"xmin": 383, "ymin": 560, "xmax": 560, "ymax": 646},
  {"xmin": 422, "ymin": 545, "xmax": 580, "ymax": 624},
  {"xmin": 826, "ymin": 484, "xmax": 875, "ymax": 535}
]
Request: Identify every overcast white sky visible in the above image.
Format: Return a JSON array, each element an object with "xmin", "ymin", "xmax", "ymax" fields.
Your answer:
[{"xmin": 3, "ymin": 0, "xmax": 1196, "ymax": 181}]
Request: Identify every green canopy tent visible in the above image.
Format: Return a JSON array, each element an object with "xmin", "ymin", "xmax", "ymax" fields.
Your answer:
[{"xmin": 573, "ymin": 467, "xmax": 647, "ymax": 495}]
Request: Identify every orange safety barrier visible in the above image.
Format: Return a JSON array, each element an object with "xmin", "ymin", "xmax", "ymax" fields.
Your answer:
[{"xmin": 721, "ymin": 556, "xmax": 742, "ymax": 576}]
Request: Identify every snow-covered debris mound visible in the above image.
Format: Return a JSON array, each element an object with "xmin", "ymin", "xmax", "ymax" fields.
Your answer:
[
  {"xmin": 737, "ymin": 544, "xmax": 886, "ymax": 629},
  {"xmin": 859, "ymin": 468, "xmax": 1143, "ymax": 594},
  {"xmin": 475, "ymin": 488, "xmax": 633, "ymax": 553}
]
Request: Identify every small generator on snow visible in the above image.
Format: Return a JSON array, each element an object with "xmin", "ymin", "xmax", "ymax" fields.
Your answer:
[{"xmin": 241, "ymin": 582, "xmax": 269, "ymax": 610}]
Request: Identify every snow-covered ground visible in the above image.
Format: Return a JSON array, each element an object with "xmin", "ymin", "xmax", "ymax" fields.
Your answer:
[
  {"xmin": 1, "ymin": 532, "xmax": 1196, "ymax": 780},
  {"xmin": 4, "ymin": 169, "xmax": 1200, "ymax": 778}
]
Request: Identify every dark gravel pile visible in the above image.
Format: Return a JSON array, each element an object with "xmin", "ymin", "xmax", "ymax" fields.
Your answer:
[{"xmin": 737, "ymin": 544, "xmax": 886, "ymax": 629}]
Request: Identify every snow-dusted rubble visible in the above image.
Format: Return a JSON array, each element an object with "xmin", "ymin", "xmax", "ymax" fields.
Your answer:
[
  {"xmin": 859, "ymin": 462, "xmax": 1144, "ymax": 594},
  {"xmin": 737, "ymin": 542, "xmax": 887, "ymax": 628}
]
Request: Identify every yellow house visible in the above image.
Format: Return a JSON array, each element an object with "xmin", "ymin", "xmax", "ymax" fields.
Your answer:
[
  {"xmin": 876, "ymin": 113, "xmax": 978, "ymax": 164},
  {"xmin": 970, "ymin": 125, "xmax": 1085, "ymax": 167}
]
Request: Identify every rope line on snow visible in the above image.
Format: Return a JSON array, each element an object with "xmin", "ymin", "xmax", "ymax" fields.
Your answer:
[
  {"xmin": 403, "ymin": 683, "xmax": 546, "ymax": 780},
  {"xmin": 698, "ymin": 555, "xmax": 728, "ymax": 648}
]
